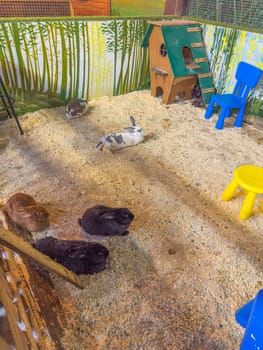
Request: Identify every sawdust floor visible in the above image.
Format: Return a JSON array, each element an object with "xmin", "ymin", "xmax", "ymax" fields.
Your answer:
[{"xmin": 1, "ymin": 90, "xmax": 263, "ymax": 350}]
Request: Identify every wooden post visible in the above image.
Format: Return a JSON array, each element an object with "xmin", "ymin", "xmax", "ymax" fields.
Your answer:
[
  {"xmin": 0, "ymin": 227, "xmax": 84, "ymax": 289},
  {"xmin": 163, "ymin": 0, "xmax": 189, "ymax": 15}
]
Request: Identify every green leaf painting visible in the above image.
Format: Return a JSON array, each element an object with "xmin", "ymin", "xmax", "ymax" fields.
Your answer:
[
  {"xmin": 100, "ymin": 19, "xmax": 149, "ymax": 96},
  {"xmin": 111, "ymin": 0, "xmax": 165, "ymax": 16},
  {"xmin": 202, "ymin": 24, "xmax": 263, "ymax": 117},
  {"xmin": 0, "ymin": 18, "xmax": 150, "ymax": 115}
]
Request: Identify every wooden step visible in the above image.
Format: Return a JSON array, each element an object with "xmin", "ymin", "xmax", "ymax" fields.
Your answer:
[
  {"xmin": 151, "ymin": 66, "xmax": 168, "ymax": 76},
  {"xmin": 187, "ymin": 27, "xmax": 201, "ymax": 32},
  {"xmin": 191, "ymin": 42, "xmax": 204, "ymax": 48},
  {"xmin": 202, "ymin": 87, "xmax": 216, "ymax": 94},
  {"xmin": 195, "ymin": 57, "xmax": 208, "ymax": 63},
  {"xmin": 186, "ymin": 64, "xmax": 201, "ymax": 69},
  {"xmin": 198, "ymin": 72, "xmax": 213, "ymax": 78}
]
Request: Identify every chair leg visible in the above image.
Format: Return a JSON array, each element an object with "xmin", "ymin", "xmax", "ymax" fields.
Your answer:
[
  {"xmin": 225, "ymin": 109, "xmax": 231, "ymax": 118},
  {"xmin": 234, "ymin": 107, "xmax": 245, "ymax": 128},
  {"xmin": 222, "ymin": 179, "xmax": 239, "ymax": 201},
  {"xmin": 236, "ymin": 299, "xmax": 254, "ymax": 328},
  {"xmin": 204, "ymin": 98, "xmax": 215, "ymax": 120},
  {"xmin": 240, "ymin": 191, "xmax": 256, "ymax": 220},
  {"xmin": 215, "ymin": 108, "xmax": 228, "ymax": 130}
]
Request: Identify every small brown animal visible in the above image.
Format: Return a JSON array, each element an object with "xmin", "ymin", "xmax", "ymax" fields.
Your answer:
[
  {"xmin": 65, "ymin": 98, "xmax": 88, "ymax": 119},
  {"xmin": 6, "ymin": 193, "xmax": 49, "ymax": 232}
]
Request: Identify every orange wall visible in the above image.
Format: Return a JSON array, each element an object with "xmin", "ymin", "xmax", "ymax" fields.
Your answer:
[
  {"xmin": 71, "ymin": 0, "xmax": 110, "ymax": 16},
  {"xmin": 0, "ymin": 0, "xmax": 110, "ymax": 17}
]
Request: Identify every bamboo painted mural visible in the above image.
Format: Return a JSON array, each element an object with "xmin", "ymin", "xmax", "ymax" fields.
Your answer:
[
  {"xmin": 100, "ymin": 19, "xmax": 149, "ymax": 96},
  {"xmin": 202, "ymin": 24, "xmax": 263, "ymax": 117},
  {"xmin": 0, "ymin": 18, "xmax": 262, "ymax": 118},
  {"xmin": 0, "ymin": 18, "xmax": 150, "ymax": 115}
]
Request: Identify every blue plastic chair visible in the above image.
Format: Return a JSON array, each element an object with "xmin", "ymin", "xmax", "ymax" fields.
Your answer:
[
  {"xmin": 204, "ymin": 61, "xmax": 262, "ymax": 130},
  {"xmin": 236, "ymin": 289, "xmax": 263, "ymax": 349}
]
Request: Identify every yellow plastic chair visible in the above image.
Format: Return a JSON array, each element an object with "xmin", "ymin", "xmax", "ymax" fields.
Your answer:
[{"xmin": 222, "ymin": 165, "xmax": 263, "ymax": 220}]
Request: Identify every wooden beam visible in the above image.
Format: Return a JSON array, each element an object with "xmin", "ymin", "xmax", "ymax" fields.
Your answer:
[
  {"xmin": 195, "ymin": 57, "xmax": 208, "ymax": 63},
  {"xmin": 187, "ymin": 27, "xmax": 201, "ymax": 32},
  {"xmin": 198, "ymin": 72, "xmax": 213, "ymax": 78},
  {"xmin": 202, "ymin": 87, "xmax": 216, "ymax": 93},
  {"xmin": 0, "ymin": 227, "xmax": 83, "ymax": 289},
  {"xmin": 191, "ymin": 42, "xmax": 204, "ymax": 48},
  {"xmin": 152, "ymin": 66, "xmax": 168, "ymax": 76}
]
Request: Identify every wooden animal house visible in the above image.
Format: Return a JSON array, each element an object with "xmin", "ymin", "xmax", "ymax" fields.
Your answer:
[{"xmin": 141, "ymin": 20, "xmax": 215, "ymax": 105}]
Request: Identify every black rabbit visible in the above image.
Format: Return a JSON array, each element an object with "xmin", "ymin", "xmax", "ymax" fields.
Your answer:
[
  {"xmin": 78, "ymin": 205, "xmax": 134, "ymax": 236},
  {"xmin": 33, "ymin": 236, "xmax": 109, "ymax": 275}
]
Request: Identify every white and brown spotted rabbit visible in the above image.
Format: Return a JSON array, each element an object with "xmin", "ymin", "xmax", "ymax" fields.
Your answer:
[{"xmin": 96, "ymin": 116, "xmax": 144, "ymax": 153}]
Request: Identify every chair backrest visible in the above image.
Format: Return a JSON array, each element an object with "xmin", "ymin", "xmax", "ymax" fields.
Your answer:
[{"xmin": 233, "ymin": 61, "xmax": 262, "ymax": 100}]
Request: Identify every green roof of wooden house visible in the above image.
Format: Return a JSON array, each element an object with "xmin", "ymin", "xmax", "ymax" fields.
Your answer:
[{"xmin": 141, "ymin": 20, "xmax": 210, "ymax": 78}]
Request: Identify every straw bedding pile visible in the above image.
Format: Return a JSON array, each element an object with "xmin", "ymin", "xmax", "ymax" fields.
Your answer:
[{"xmin": 1, "ymin": 90, "xmax": 263, "ymax": 349}]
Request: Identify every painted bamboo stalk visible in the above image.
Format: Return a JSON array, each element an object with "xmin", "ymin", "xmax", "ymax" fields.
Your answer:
[
  {"xmin": 100, "ymin": 20, "xmax": 121, "ymax": 96},
  {"xmin": 66, "ymin": 22, "xmax": 73, "ymax": 99},
  {"xmin": 0, "ymin": 24, "xmax": 16, "ymax": 88},
  {"xmin": 81, "ymin": 21, "xmax": 87, "ymax": 98},
  {"xmin": 1, "ymin": 22, "xmax": 18, "ymax": 92},
  {"xmin": 74, "ymin": 21, "xmax": 81, "ymax": 98},
  {"xmin": 129, "ymin": 20, "xmax": 143, "ymax": 91},
  {"xmin": 71, "ymin": 22, "xmax": 77, "ymax": 98},
  {"xmin": 115, "ymin": 20, "xmax": 128, "ymax": 95},
  {"xmin": 122, "ymin": 20, "xmax": 134, "ymax": 93},
  {"xmin": 21, "ymin": 22, "xmax": 34, "ymax": 93},
  {"xmin": 10, "ymin": 22, "xmax": 30, "ymax": 93},
  {"xmin": 38, "ymin": 22, "xmax": 51, "ymax": 94},
  {"xmin": 86, "ymin": 22, "xmax": 91, "ymax": 100},
  {"xmin": 51, "ymin": 22, "xmax": 59, "ymax": 96},
  {"xmin": 0, "ymin": 46, "xmax": 12, "ymax": 87},
  {"xmin": 113, "ymin": 21, "xmax": 119, "ymax": 96},
  {"xmin": 27, "ymin": 22, "xmax": 40, "ymax": 93},
  {"xmin": 47, "ymin": 22, "xmax": 55, "ymax": 96},
  {"xmin": 59, "ymin": 22, "xmax": 68, "ymax": 99}
]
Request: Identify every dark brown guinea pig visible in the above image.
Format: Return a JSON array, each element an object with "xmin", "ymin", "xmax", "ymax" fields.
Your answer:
[
  {"xmin": 6, "ymin": 193, "xmax": 49, "ymax": 232},
  {"xmin": 78, "ymin": 205, "xmax": 134, "ymax": 236}
]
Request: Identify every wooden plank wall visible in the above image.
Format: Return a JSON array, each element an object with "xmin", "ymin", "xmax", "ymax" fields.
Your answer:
[
  {"xmin": 0, "ymin": 245, "xmax": 65, "ymax": 349},
  {"xmin": 71, "ymin": 0, "xmax": 110, "ymax": 16},
  {"xmin": 0, "ymin": 218, "xmax": 66, "ymax": 350},
  {"xmin": 0, "ymin": 0, "xmax": 110, "ymax": 17},
  {"xmin": 0, "ymin": 0, "xmax": 72, "ymax": 17}
]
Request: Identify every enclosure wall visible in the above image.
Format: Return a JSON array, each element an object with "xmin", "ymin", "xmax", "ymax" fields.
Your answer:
[
  {"xmin": 185, "ymin": 0, "xmax": 262, "ymax": 31},
  {"xmin": 0, "ymin": 18, "xmax": 262, "ymax": 118}
]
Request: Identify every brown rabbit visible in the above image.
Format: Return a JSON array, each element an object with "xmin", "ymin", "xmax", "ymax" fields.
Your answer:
[{"xmin": 6, "ymin": 193, "xmax": 50, "ymax": 232}]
